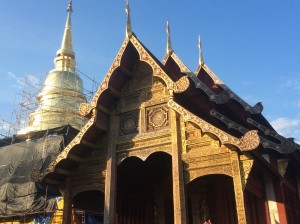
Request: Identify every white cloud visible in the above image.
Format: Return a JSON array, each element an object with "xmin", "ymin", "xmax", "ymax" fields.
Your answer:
[
  {"xmin": 271, "ymin": 117, "xmax": 300, "ymax": 142},
  {"xmin": 8, "ymin": 72, "xmax": 39, "ymax": 89},
  {"xmin": 281, "ymin": 73, "xmax": 300, "ymax": 91}
]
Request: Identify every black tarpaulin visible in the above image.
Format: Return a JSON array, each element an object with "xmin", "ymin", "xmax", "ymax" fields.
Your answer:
[{"xmin": 0, "ymin": 135, "xmax": 64, "ymax": 218}]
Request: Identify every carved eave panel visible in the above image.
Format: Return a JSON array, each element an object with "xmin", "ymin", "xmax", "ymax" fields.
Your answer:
[
  {"xmin": 168, "ymin": 100, "xmax": 260, "ymax": 152},
  {"xmin": 210, "ymin": 109, "xmax": 298, "ymax": 154},
  {"xmin": 197, "ymin": 64, "xmax": 263, "ymax": 114},
  {"xmin": 40, "ymin": 116, "xmax": 97, "ymax": 182},
  {"xmin": 247, "ymin": 118, "xmax": 299, "ymax": 153}
]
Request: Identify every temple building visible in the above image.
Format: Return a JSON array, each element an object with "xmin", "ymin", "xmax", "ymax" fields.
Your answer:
[{"xmin": 1, "ymin": 1, "xmax": 300, "ymax": 224}]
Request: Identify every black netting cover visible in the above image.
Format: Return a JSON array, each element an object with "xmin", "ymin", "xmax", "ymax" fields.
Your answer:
[{"xmin": 0, "ymin": 126, "xmax": 78, "ymax": 218}]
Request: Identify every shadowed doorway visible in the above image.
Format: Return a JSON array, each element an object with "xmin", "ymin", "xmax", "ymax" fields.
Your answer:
[
  {"xmin": 73, "ymin": 190, "xmax": 104, "ymax": 223},
  {"xmin": 116, "ymin": 152, "xmax": 173, "ymax": 224},
  {"xmin": 187, "ymin": 175, "xmax": 238, "ymax": 224}
]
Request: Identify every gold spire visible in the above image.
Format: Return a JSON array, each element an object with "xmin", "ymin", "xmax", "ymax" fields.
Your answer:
[
  {"xmin": 18, "ymin": 0, "xmax": 87, "ymax": 135},
  {"xmin": 54, "ymin": 0, "xmax": 76, "ymax": 71},
  {"xmin": 125, "ymin": 0, "xmax": 133, "ymax": 38},
  {"xmin": 198, "ymin": 35, "xmax": 204, "ymax": 66},
  {"xmin": 166, "ymin": 18, "xmax": 173, "ymax": 54}
]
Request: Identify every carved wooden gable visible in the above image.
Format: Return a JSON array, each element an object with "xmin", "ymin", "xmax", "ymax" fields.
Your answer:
[{"xmin": 115, "ymin": 60, "xmax": 173, "ymax": 163}]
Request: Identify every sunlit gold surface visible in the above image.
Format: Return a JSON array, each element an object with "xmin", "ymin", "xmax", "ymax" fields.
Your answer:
[{"xmin": 19, "ymin": 0, "xmax": 86, "ymax": 134}]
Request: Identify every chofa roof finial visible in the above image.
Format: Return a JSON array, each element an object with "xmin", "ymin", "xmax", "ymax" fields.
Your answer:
[
  {"xmin": 125, "ymin": 0, "xmax": 133, "ymax": 38},
  {"xmin": 198, "ymin": 35, "xmax": 204, "ymax": 66},
  {"xmin": 166, "ymin": 18, "xmax": 173, "ymax": 54}
]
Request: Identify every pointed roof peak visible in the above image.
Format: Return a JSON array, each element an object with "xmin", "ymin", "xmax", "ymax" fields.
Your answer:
[
  {"xmin": 54, "ymin": 0, "xmax": 76, "ymax": 70},
  {"xmin": 166, "ymin": 18, "xmax": 173, "ymax": 54},
  {"xmin": 125, "ymin": 0, "xmax": 133, "ymax": 38},
  {"xmin": 198, "ymin": 35, "xmax": 204, "ymax": 66}
]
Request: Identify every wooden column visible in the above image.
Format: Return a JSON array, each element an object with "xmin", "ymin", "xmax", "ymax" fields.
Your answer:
[
  {"xmin": 230, "ymin": 151, "xmax": 247, "ymax": 224},
  {"xmin": 103, "ymin": 112, "xmax": 117, "ymax": 224},
  {"xmin": 170, "ymin": 109, "xmax": 188, "ymax": 224},
  {"xmin": 62, "ymin": 178, "xmax": 73, "ymax": 224}
]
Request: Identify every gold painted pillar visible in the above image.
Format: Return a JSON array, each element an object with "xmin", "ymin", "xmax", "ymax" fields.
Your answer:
[
  {"xmin": 104, "ymin": 112, "xmax": 117, "ymax": 224},
  {"xmin": 62, "ymin": 178, "xmax": 73, "ymax": 224},
  {"xmin": 230, "ymin": 151, "xmax": 247, "ymax": 224},
  {"xmin": 170, "ymin": 108, "xmax": 188, "ymax": 224}
]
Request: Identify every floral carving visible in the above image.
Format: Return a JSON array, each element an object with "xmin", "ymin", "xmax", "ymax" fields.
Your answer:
[
  {"xmin": 238, "ymin": 130, "xmax": 260, "ymax": 151},
  {"xmin": 119, "ymin": 110, "xmax": 139, "ymax": 136},
  {"xmin": 147, "ymin": 106, "xmax": 169, "ymax": 131},
  {"xmin": 79, "ymin": 103, "xmax": 95, "ymax": 117},
  {"xmin": 173, "ymin": 76, "xmax": 190, "ymax": 93}
]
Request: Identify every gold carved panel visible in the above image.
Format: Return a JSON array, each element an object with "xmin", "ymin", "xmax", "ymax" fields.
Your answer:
[
  {"xmin": 239, "ymin": 154, "xmax": 254, "ymax": 190},
  {"xmin": 146, "ymin": 105, "xmax": 169, "ymax": 131},
  {"xmin": 185, "ymin": 122, "xmax": 229, "ymax": 156},
  {"xmin": 119, "ymin": 110, "xmax": 139, "ymax": 136},
  {"xmin": 185, "ymin": 165, "xmax": 233, "ymax": 183},
  {"xmin": 117, "ymin": 145, "xmax": 172, "ymax": 164}
]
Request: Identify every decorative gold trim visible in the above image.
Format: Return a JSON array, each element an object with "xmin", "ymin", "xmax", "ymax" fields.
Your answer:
[
  {"xmin": 173, "ymin": 76, "xmax": 190, "ymax": 93},
  {"xmin": 168, "ymin": 100, "xmax": 259, "ymax": 151},
  {"xmin": 79, "ymin": 103, "xmax": 95, "ymax": 117},
  {"xmin": 231, "ymin": 151, "xmax": 247, "ymax": 224},
  {"xmin": 239, "ymin": 154, "xmax": 254, "ymax": 190}
]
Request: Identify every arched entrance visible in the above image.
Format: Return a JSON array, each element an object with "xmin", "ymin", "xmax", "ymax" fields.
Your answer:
[
  {"xmin": 73, "ymin": 190, "xmax": 104, "ymax": 223},
  {"xmin": 116, "ymin": 152, "xmax": 173, "ymax": 224},
  {"xmin": 187, "ymin": 174, "xmax": 237, "ymax": 224}
]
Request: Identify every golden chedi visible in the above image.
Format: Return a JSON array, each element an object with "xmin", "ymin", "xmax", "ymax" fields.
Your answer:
[{"xmin": 19, "ymin": 0, "xmax": 87, "ymax": 134}]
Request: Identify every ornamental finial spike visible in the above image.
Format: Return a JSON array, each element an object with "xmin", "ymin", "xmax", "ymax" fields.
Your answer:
[
  {"xmin": 166, "ymin": 18, "xmax": 173, "ymax": 54},
  {"xmin": 67, "ymin": 0, "xmax": 73, "ymax": 12},
  {"xmin": 54, "ymin": 0, "xmax": 76, "ymax": 70},
  {"xmin": 198, "ymin": 35, "xmax": 204, "ymax": 66},
  {"xmin": 125, "ymin": 0, "xmax": 133, "ymax": 38}
]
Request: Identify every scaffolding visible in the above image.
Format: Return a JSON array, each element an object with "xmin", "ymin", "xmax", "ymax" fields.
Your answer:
[{"xmin": 0, "ymin": 69, "xmax": 99, "ymax": 141}]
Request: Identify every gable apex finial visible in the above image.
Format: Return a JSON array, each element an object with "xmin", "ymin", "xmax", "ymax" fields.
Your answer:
[
  {"xmin": 198, "ymin": 35, "xmax": 204, "ymax": 66},
  {"xmin": 125, "ymin": 0, "xmax": 133, "ymax": 38},
  {"xmin": 166, "ymin": 18, "xmax": 173, "ymax": 54}
]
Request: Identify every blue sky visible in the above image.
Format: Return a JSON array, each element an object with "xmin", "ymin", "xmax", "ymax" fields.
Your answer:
[{"xmin": 0, "ymin": 0, "xmax": 299, "ymax": 140}]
